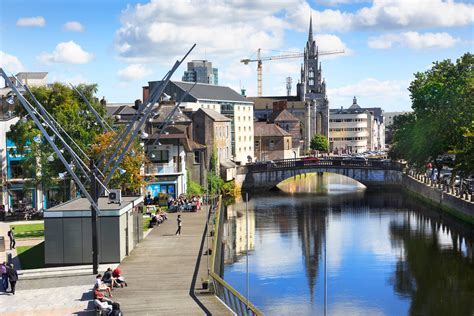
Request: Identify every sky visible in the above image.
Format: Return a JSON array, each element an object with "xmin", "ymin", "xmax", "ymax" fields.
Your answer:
[{"xmin": 0, "ymin": 0, "xmax": 473, "ymax": 112}]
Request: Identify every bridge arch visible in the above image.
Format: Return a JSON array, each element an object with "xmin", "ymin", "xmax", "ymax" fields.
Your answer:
[{"xmin": 236, "ymin": 159, "xmax": 404, "ymax": 192}]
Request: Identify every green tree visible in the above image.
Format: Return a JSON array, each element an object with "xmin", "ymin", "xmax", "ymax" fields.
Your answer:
[
  {"xmin": 389, "ymin": 53, "xmax": 474, "ymax": 175},
  {"xmin": 7, "ymin": 83, "xmax": 111, "ymax": 199},
  {"xmin": 310, "ymin": 134, "xmax": 329, "ymax": 153}
]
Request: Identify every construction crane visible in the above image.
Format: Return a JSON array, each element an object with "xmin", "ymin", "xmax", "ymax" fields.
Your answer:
[{"xmin": 241, "ymin": 48, "xmax": 344, "ymax": 96}]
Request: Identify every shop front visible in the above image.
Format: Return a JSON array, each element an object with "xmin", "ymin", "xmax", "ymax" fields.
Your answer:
[{"xmin": 146, "ymin": 176, "xmax": 178, "ymax": 199}]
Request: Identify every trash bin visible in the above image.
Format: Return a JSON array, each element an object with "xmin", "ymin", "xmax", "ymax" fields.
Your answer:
[{"xmin": 0, "ymin": 236, "xmax": 4, "ymax": 252}]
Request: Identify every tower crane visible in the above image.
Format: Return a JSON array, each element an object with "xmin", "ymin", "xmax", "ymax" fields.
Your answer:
[{"xmin": 241, "ymin": 48, "xmax": 344, "ymax": 96}]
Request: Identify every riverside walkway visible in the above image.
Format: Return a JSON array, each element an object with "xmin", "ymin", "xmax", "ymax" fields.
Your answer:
[{"xmin": 112, "ymin": 207, "xmax": 232, "ymax": 315}]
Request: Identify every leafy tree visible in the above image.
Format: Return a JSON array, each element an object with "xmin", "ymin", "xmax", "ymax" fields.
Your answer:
[
  {"xmin": 186, "ymin": 170, "xmax": 203, "ymax": 195},
  {"xmin": 310, "ymin": 134, "xmax": 329, "ymax": 153},
  {"xmin": 389, "ymin": 53, "xmax": 474, "ymax": 175},
  {"xmin": 7, "ymin": 83, "xmax": 107, "ymax": 199},
  {"xmin": 90, "ymin": 131, "xmax": 147, "ymax": 195}
]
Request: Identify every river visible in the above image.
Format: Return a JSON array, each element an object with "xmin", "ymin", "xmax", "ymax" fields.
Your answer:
[{"xmin": 222, "ymin": 173, "xmax": 474, "ymax": 315}]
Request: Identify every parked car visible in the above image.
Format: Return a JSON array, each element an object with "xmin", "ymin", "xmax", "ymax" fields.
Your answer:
[{"xmin": 463, "ymin": 179, "xmax": 474, "ymax": 194}]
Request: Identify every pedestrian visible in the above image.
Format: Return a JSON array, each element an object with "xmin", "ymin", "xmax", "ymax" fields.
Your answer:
[
  {"xmin": 6, "ymin": 264, "xmax": 18, "ymax": 295},
  {"xmin": 1, "ymin": 262, "xmax": 8, "ymax": 292},
  {"xmin": 7, "ymin": 227, "xmax": 15, "ymax": 250},
  {"xmin": 175, "ymin": 214, "xmax": 182, "ymax": 236}
]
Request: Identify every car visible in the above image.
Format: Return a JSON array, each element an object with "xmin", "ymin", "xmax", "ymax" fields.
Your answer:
[
  {"xmin": 463, "ymin": 179, "xmax": 474, "ymax": 194},
  {"xmin": 302, "ymin": 156, "xmax": 319, "ymax": 161}
]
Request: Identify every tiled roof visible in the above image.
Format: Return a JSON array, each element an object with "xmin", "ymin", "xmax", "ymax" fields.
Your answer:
[
  {"xmin": 254, "ymin": 122, "xmax": 291, "ymax": 137},
  {"xmin": 268, "ymin": 109, "xmax": 299, "ymax": 123},
  {"xmin": 197, "ymin": 108, "xmax": 231, "ymax": 122}
]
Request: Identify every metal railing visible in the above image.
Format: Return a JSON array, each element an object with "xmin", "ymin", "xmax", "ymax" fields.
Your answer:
[
  {"xmin": 209, "ymin": 196, "xmax": 264, "ymax": 316},
  {"xmin": 144, "ymin": 163, "xmax": 179, "ymax": 175}
]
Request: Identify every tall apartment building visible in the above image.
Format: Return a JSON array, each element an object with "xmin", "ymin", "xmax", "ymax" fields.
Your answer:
[{"xmin": 182, "ymin": 60, "xmax": 218, "ymax": 85}]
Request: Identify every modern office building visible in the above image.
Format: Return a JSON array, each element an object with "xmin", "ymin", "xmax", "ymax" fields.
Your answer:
[
  {"xmin": 182, "ymin": 60, "xmax": 218, "ymax": 85},
  {"xmin": 329, "ymin": 97, "xmax": 385, "ymax": 153}
]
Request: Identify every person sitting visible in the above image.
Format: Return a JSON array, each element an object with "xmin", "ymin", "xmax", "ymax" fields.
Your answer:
[
  {"xmin": 95, "ymin": 274, "xmax": 113, "ymax": 297},
  {"xmin": 112, "ymin": 267, "xmax": 128, "ymax": 288},
  {"xmin": 102, "ymin": 268, "xmax": 118, "ymax": 288},
  {"xmin": 94, "ymin": 288, "xmax": 114, "ymax": 304},
  {"xmin": 94, "ymin": 299, "xmax": 113, "ymax": 315}
]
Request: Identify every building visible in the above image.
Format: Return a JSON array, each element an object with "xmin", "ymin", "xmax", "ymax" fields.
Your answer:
[
  {"xmin": 329, "ymin": 97, "xmax": 385, "ymax": 154},
  {"xmin": 44, "ymin": 196, "xmax": 144, "ymax": 266},
  {"xmin": 12, "ymin": 72, "xmax": 48, "ymax": 87},
  {"xmin": 249, "ymin": 17, "xmax": 330, "ymax": 153},
  {"xmin": 182, "ymin": 60, "xmax": 218, "ymax": 85},
  {"xmin": 267, "ymin": 101, "xmax": 302, "ymax": 156},
  {"xmin": 192, "ymin": 108, "xmax": 232, "ymax": 175},
  {"xmin": 254, "ymin": 122, "xmax": 293, "ymax": 161},
  {"xmin": 143, "ymin": 81, "xmax": 254, "ymax": 165}
]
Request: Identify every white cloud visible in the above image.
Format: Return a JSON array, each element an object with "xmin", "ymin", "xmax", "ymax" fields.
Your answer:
[
  {"xmin": 64, "ymin": 21, "xmax": 85, "ymax": 32},
  {"xmin": 38, "ymin": 41, "xmax": 94, "ymax": 64},
  {"xmin": 117, "ymin": 64, "xmax": 152, "ymax": 80},
  {"xmin": 288, "ymin": 0, "xmax": 474, "ymax": 32},
  {"xmin": 368, "ymin": 31, "xmax": 460, "ymax": 49},
  {"xmin": 0, "ymin": 51, "xmax": 25, "ymax": 73},
  {"xmin": 115, "ymin": 0, "xmax": 296, "ymax": 63},
  {"xmin": 16, "ymin": 16, "xmax": 45, "ymax": 27},
  {"xmin": 315, "ymin": 34, "xmax": 352, "ymax": 57},
  {"xmin": 327, "ymin": 78, "xmax": 411, "ymax": 110}
]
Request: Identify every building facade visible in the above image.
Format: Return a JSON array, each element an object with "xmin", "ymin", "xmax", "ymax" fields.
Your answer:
[
  {"xmin": 254, "ymin": 122, "xmax": 293, "ymax": 161},
  {"xmin": 182, "ymin": 60, "xmax": 218, "ymax": 85},
  {"xmin": 329, "ymin": 97, "xmax": 385, "ymax": 153},
  {"xmin": 144, "ymin": 81, "xmax": 254, "ymax": 165}
]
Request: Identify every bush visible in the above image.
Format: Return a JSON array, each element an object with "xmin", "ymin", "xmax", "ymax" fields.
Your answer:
[
  {"xmin": 221, "ymin": 180, "xmax": 236, "ymax": 198},
  {"xmin": 187, "ymin": 180, "xmax": 204, "ymax": 195}
]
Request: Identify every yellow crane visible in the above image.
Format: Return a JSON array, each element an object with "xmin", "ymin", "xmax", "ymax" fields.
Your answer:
[{"xmin": 241, "ymin": 48, "xmax": 344, "ymax": 96}]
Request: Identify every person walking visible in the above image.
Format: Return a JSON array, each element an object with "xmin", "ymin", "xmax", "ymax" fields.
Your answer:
[
  {"xmin": 6, "ymin": 264, "xmax": 18, "ymax": 295},
  {"xmin": 175, "ymin": 214, "xmax": 182, "ymax": 236},
  {"xmin": 1, "ymin": 262, "xmax": 8, "ymax": 292},
  {"xmin": 7, "ymin": 227, "xmax": 15, "ymax": 250}
]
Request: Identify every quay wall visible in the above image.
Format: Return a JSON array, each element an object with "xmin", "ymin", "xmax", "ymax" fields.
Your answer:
[{"xmin": 402, "ymin": 175, "xmax": 474, "ymax": 225}]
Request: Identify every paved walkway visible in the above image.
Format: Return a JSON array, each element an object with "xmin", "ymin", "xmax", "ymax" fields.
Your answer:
[{"xmin": 112, "ymin": 209, "xmax": 232, "ymax": 315}]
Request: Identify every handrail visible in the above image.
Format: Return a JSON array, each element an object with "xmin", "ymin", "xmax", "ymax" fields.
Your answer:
[{"xmin": 209, "ymin": 196, "xmax": 264, "ymax": 316}]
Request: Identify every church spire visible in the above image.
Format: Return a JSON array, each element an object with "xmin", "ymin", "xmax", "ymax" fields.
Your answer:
[{"xmin": 308, "ymin": 13, "xmax": 313, "ymax": 43}]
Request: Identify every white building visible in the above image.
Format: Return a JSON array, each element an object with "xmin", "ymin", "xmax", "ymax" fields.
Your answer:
[
  {"xmin": 144, "ymin": 81, "xmax": 254, "ymax": 165},
  {"xmin": 329, "ymin": 97, "xmax": 385, "ymax": 154}
]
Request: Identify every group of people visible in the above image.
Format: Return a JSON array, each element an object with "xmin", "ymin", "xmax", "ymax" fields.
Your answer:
[
  {"xmin": 94, "ymin": 267, "xmax": 127, "ymax": 315},
  {"xmin": 168, "ymin": 194, "xmax": 202, "ymax": 212},
  {"xmin": 1, "ymin": 262, "xmax": 18, "ymax": 295}
]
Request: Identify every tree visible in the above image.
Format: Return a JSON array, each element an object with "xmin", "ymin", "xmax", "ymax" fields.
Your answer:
[
  {"xmin": 310, "ymin": 134, "xmax": 329, "ymax": 153},
  {"xmin": 389, "ymin": 53, "xmax": 474, "ymax": 174},
  {"xmin": 7, "ymin": 83, "xmax": 108, "ymax": 202},
  {"xmin": 90, "ymin": 131, "xmax": 147, "ymax": 195}
]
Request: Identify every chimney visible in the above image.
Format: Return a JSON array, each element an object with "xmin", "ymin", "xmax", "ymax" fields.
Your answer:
[
  {"xmin": 100, "ymin": 96, "xmax": 106, "ymax": 106},
  {"xmin": 134, "ymin": 99, "xmax": 142, "ymax": 110},
  {"xmin": 143, "ymin": 86, "xmax": 150, "ymax": 103}
]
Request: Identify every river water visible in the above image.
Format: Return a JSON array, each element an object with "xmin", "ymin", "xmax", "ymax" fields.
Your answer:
[{"xmin": 222, "ymin": 173, "xmax": 474, "ymax": 315}]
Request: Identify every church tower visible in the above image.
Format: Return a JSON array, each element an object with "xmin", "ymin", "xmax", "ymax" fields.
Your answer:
[{"xmin": 298, "ymin": 15, "xmax": 330, "ymax": 151}]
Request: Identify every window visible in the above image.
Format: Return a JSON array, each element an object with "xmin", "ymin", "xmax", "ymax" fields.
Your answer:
[
  {"xmin": 194, "ymin": 151, "xmax": 200, "ymax": 164},
  {"xmin": 244, "ymin": 136, "xmax": 246, "ymax": 141},
  {"xmin": 269, "ymin": 140, "xmax": 275, "ymax": 149},
  {"xmin": 238, "ymin": 126, "xmax": 241, "ymax": 132},
  {"xmin": 255, "ymin": 140, "xmax": 260, "ymax": 150},
  {"xmin": 149, "ymin": 150, "xmax": 169, "ymax": 163},
  {"xmin": 309, "ymin": 79, "xmax": 314, "ymax": 86},
  {"xmin": 244, "ymin": 126, "xmax": 246, "ymax": 132}
]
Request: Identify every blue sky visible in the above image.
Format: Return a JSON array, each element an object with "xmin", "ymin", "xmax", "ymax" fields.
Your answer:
[{"xmin": 1, "ymin": 0, "xmax": 473, "ymax": 112}]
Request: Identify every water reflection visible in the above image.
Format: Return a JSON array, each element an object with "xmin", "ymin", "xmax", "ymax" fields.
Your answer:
[{"xmin": 223, "ymin": 173, "xmax": 474, "ymax": 315}]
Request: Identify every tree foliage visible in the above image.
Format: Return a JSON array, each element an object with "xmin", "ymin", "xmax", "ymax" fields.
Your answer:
[
  {"xmin": 7, "ymin": 83, "xmax": 107, "ymax": 193},
  {"xmin": 389, "ymin": 53, "xmax": 474, "ymax": 175},
  {"xmin": 310, "ymin": 134, "xmax": 329, "ymax": 152}
]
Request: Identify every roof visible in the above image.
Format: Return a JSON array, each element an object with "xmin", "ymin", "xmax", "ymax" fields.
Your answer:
[
  {"xmin": 46, "ymin": 196, "xmax": 143, "ymax": 212},
  {"xmin": 254, "ymin": 122, "xmax": 291, "ymax": 137},
  {"xmin": 268, "ymin": 109, "xmax": 299, "ymax": 123},
  {"xmin": 248, "ymin": 97, "xmax": 305, "ymax": 110},
  {"xmin": 330, "ymin": 108, "xmax": 368, "ymax": 115},
  {"xmin": 220, "ymin": 160, "xmax": 236, "ymax": 169},
  {"xmin": 106, "ymin": 104, "xmax": 136, "ymax": 116},
  {"xmin": 150, "ymin": 105, "xmax": 191, "ymax": 123},
  {"xmin": 197, "ymin": 108, "xmax": 231, "ymax": 122},
  {"xmin": 150, "ymin": 80, "xmax": 252, "ymax": 103},
  {"xmin": 16, "ymin": 72, "xmax": 48, "ymax": 80}
]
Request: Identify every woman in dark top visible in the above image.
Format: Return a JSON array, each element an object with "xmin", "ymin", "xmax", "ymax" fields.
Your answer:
[{"xmin": 7, "ymin": 264, "xmax": 18, "ymax": 295}]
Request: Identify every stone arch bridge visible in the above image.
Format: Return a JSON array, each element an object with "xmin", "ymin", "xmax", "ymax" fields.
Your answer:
[{"xmin": 235, "ymin": 158, "xmax": 405, "ymax": 191}]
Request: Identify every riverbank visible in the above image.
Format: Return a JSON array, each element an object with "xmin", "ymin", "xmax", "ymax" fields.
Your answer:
[{"xmin": 402, "ymin": 174, "xmax": 474, "ymax": 225}]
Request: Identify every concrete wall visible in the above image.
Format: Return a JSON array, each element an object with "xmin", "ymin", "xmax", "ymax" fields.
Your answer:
[{"xmin": 402, "ymin": 175, "xmax": 474, "ymax": 221}]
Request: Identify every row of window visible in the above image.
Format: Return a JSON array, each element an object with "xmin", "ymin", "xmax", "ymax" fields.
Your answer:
[
  {"xmin": 237, "ymin": 126, "xmax": 252, "ymax": 133},
  {"xmin": 215, "ymin": 125, "xmax": 229, "ymax": 138},
  {"xmin": 238, "ymin": 146, "xmax": 252, "ymax": 153},
  {"xmin": 329, "ymin": 137, "xmax": 368, "ymax": 141},
  {"xmin": 329, "ymin": 127, "xmax": 367, "ymax": 132},
  {"xmin": 238, "ymin": 135, "xmax": 253, "ymax": 142},
  {"xmin": 329, "ymin": 118, "xmax": 367, "ymax": 122},
  {"xmin": 237, "ymin": 105, "xmax": 252, "ymax": 112},
  {"xmin": 237, "ymin": 116, "xmax": 252, "ymax": 122}
]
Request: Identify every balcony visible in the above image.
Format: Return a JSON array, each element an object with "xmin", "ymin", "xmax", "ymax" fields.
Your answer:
[{"xmin": 144, "ymin": 163, "xmax": 180, "ymax": 175}]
